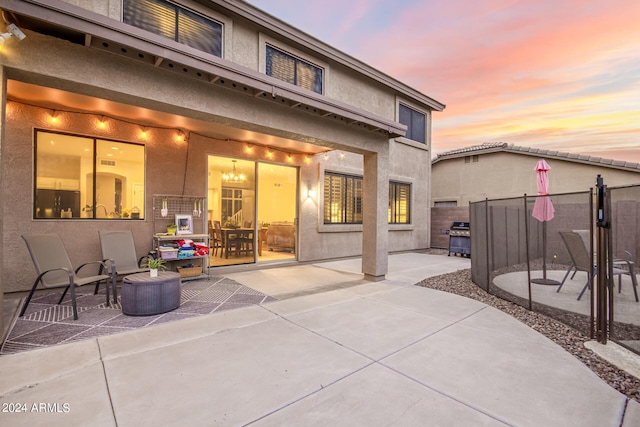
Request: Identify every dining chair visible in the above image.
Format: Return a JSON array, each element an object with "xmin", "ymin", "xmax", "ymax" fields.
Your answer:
[
  {"xmin": 209, "ymin": 221, "xmax": 223, "ymax": 256},
  {"xmin": 21, "ymin": 234, "xmax": 116, "ymax": 320},
  {"xmin": 216, "ymin": 220, "xmax": 240, "ymax": 257}
]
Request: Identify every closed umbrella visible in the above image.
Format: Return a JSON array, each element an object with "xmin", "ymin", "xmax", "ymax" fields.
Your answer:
[{"xmin": 531, "ymin": 159, "xmax": 560, "ymax": 285}]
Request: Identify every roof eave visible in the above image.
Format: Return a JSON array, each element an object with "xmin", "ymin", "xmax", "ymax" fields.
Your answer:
[{"xmin": 3, "ymin": 0, "xmax": 408, "ymax": 137}]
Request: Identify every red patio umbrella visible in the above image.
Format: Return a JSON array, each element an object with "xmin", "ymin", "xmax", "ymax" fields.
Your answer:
[{"xmin": 531, "ymin": 159, "xmax": 560, "ymax": 285}]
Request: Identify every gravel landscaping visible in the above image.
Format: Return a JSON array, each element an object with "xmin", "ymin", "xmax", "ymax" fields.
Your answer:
[{"xmin": 416, "ymin": 267, "xmax": 640, "ymax": 403}]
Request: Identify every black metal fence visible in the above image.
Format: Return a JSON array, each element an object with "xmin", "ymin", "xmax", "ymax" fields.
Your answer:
[{"xmin": 470, "ymin": 184, "xmax": 640, "ymax": 354}]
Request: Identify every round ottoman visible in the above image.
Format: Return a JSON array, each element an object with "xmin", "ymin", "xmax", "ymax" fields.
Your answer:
[{"xmin": 121, "ymin": 271, "xmax": 181, "ymax": 316}]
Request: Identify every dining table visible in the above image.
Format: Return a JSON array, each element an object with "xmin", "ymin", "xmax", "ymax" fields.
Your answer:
[{"xmin": 220, "ymin": 228, "xmax": 254, "ymax": 258}]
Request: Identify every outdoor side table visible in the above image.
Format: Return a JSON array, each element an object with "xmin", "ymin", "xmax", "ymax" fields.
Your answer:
[{"xmin": 121, "ymin": 271, "xmax": 181, "ymax": 316}]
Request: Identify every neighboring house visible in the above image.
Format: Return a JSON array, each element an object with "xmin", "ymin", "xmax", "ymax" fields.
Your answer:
[
  {"xmin": 0, "ymin": 0, "xmax": 445, "ymax": 325},
  {"xmin": 430, "ymin": 142, "xmax": 640, "ymax": 248}
]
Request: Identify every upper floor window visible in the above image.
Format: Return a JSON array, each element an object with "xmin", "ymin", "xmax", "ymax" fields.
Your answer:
[
  {"xmin": 123, "ymin": 0, "xmax": 222, "ymax": 57},
  {"xmin": 398, "ymin": 103, "xmax": 426, "ymax": 143},
  {"xmin": 266, "ymin": 45, "xmax": 323, "ymax": 94},
  {"xmin": 389, "ymin": 182, "xmax": 411, "ymax": 224},
  {"xmin": 34, "ymin": 130, "xmax": 145, "ymax": 220}
]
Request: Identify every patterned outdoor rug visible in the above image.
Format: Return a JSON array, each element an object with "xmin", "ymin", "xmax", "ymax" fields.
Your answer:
[{"xmin": 1, "ymin": 276, "xmax": 277, "ymax": 355}]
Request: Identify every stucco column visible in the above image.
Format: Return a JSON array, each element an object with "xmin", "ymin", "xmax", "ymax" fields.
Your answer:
[
  {"xmin": 0, "ymin": 68, "xmax": 5, "ymax": 335},
  {"xmin": 362, "ymin": 145, "xmax": 389, "ymax": 281}
]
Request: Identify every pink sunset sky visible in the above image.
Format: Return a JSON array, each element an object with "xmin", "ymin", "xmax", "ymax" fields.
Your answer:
[{"xmin": 247, "ymin": 0, "xmax": 640, "ymax": 162}]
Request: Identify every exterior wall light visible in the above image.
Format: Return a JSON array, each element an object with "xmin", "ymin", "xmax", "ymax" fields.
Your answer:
[{"xmin": 306, "ymin": 185, "xmax": 316, "ymax": 199}]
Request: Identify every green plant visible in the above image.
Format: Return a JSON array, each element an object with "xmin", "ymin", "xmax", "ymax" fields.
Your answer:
[{"xmin": 143, "ymin": 257, "xmax": 166, "ymax": 270}]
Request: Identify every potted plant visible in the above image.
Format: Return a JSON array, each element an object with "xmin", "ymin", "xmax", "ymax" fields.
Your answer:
[
  {"xmin": 166, "ymin": 223, "xmax": 177, "ymax": 235},
  {"xmin": 143, "ymin": 257, "xmax": 166, "ymax": 277}
]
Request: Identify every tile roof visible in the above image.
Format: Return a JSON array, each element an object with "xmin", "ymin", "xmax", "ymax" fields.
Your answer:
[{"xmin": 432, "ymin": 142, "xmax": 640, "ymax": 172}]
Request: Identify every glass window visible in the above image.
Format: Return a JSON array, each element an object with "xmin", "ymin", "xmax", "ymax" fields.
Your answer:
[
  {"xmin": 398, "ymin": 103, "xmax": 426, "ymax": 143},
  {"xmin": 123, "ymin": 0, "xmax": 222, "ymax": 57},
  {"xmin": 434, "ymin": 201, "xmax": 457, "ymax": 207},
  {"xmin": 221, "ymin": 187, "xmax": 243, "ymax": 224},
  {"xmin": 323, "ymin": 172, "xmax": 363, "ymax": 224},
  {"xmin": 389, "ymin": 182, "xmax": 411, "ymax": 224},
  {"xmin": 266, "ymin": 45, "xmax": 323, "ymax": 94},
  {"xmin": 34, "ymin": 130, "xmax": 145, "ymax": 220}
]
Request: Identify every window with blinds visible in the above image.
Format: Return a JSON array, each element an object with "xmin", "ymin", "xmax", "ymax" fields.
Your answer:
[
  {"xmin": 398, "ymin": 103, "xmax": 426, "ymax": 143},
  {"xmin": 123, "ymin": 0, "xmax": 222, "ymax": 57},
  {"xmin": 266, "ymin": 45, "xmax": 323, "ymax": 94},
  {"xmin": 389, "ymin": 182, "xmax": 411, "ymax": 224},
  {"xmin": 323, "ymin": 172, "xmax": 363, "ymax": 224}
]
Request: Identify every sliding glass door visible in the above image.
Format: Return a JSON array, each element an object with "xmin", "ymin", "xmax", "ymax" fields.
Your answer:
[
  {"xmin": 257, "ymin": 162, "xmax": 297, "ymax": 264},
  {"xmin": 208, "ymin": 156, "xmax": 297, "ymax": 267}
]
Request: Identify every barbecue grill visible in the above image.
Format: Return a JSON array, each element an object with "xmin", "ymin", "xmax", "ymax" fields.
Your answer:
[{"xmin": 448, "ymin": 221, "xmax": 470, "ymax": 257}]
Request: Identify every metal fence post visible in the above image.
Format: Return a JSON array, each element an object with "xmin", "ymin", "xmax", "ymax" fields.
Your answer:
[
  {"xmin": 595, "ymin": 175, "xmax": 608, "ymax": 343},
  {"xmin": 485, "ymin": 198, "xmax": 490, "ymax": 292},
  {"xmin": 524, "ymin": 194, "xmax": 532, "ymax": 310}
]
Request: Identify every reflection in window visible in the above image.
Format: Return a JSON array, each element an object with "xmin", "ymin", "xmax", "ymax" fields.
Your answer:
[
  {"xmin": 34, "ymin": 130, "xmax": 145, "ymax": 220},
  {"xmin": 123, "ymin": 0, "xmax": 223, "ymax": 57},
  {"xmin": 398, "ymin": 103, "xmax": 426, "ymax": 143},
  {"xmin": 266, "ymin": 45, "xmax": 323, "ymax": 94},
  {"xmin": 389, "ymin": 182, "xmax": 411, "ymax": 224},
  {"xmin": 323, "ymin": 172, "xmax": 363, "ymax": 224}
]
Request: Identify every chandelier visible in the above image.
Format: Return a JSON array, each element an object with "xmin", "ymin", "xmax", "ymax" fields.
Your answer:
[{"xmin": 222, "ymin": 160, "xmax": 245, "ymax": 182}]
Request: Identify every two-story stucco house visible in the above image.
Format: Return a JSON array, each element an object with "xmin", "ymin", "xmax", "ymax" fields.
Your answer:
[{"xmin": 0, "ymin": 0, "xmax": 445, "ymax": 328}]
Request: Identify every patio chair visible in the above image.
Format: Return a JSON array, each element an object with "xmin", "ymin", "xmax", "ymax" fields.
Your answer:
[
  {"xmin": 557, "ymin": 231, "xmax": 637, "ymax": 301},
  {"xmin": 613, "ymin": 251, "xmax": 639, "ymax": 301},
  {"xmin": 21, "ymin": 234, "xmax": 116, "ymax": 320},
  {"xmin": 561, "ymin": 230, "xmax": 591, "ymax": 281},
  {"xmin": 98, "ymin": 230, "xmax": 149, "ymax": 296}
]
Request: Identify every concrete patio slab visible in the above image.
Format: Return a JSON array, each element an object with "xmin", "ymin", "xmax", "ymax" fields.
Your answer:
[
  {"xmin": 285, "ymin": 296, "xmax": 454, "ymax": 360},
  {"xmin": 252, "ymin": 363, "xmax": 505, "ymax": 426},
  {"xmin": 382, "ymin": 305, "xmax": 628, "ymax": 427},
  {"xmin": 366, "ymin": 285, "xmax": 486, "ymax": 322},
  {"xmin": 102, "ymin": 317, "xmax": 370, "ymax": 426},
  {"xmin": 0, "ymin": 339, "xmax": 113, "ymax": 427},
  {"xmin": 623, "ymin": 399, "xmax": 640, "ymax": 427},
  {"xmin": 98, "ymin": 304, "xmax": 277, "ymax": 360},
  {"xmin": 226, "ymin": 264, "xmax": 363, "ymax": 297},
  {"xmin": 0, "ymin": 252, "xmax": 634, "ymax": 426},
  {"xmin": 0, "ymin": 339, "xmax": 101, "ymax": 396},
  {"xmin": 315, "ymin": 253, "xmax": 471, "ymax": 285}
]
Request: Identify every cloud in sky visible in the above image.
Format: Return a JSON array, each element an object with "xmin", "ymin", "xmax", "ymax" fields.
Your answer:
[{"xmin": 247, "ymin": 0, "xmax": 640, "ymax": 161}]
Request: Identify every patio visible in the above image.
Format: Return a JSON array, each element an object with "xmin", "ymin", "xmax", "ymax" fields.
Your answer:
[
  {"xmin": 1, "ymin": 276, "xmax": 276, "ymax": 355},
  {"xmin": 493, "ymin": 269, "xmax": 640, "ymax": 327},
  {"xmin": 3, "ymin": 252, "xmax": 639, "ymax": 426},
  {"xmin": 2, "ymin": 252, "xmax": 469, "ymax": 356}
]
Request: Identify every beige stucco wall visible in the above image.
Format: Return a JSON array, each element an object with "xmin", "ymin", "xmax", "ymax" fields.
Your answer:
[
  {"xmin": 431, "ymin": 151, "xmax": 640, "ymax": 206},
  {"xmin": 1, "ymin": 31, "xmax": 432, "ymax": 293},
  {"xmin": 58, "ymin": 0, "xmax": 121, "ymax": 19},
  {"xmin": 0, "ymin": 0, "xmax": 437, "ymax": 294},
  {"xmin": 57, "ymin": 0, "xmax": 403, "ymax": 124}
]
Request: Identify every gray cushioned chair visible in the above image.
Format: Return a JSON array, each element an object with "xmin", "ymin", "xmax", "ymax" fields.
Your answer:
[{"xmin": 21, "ymin": 234, "xmax": 116, "ymax": 320}]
